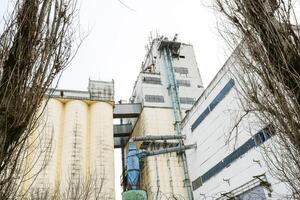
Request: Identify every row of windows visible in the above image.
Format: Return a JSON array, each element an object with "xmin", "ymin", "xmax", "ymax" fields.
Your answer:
[
  {"xmin": 192, "ymin": 127, "xmax": 272, "ymax": 191},
  {"xmin": 180, "ymin": 97, "xmax": 195, "ymax": 105},
  {"xmin": 177, "ymin": 79, "xmax": 191, "ymax": 87},
  {"xmin": 191, "ymin": 79, "xmax": 235, "ymax": 132},
  {"xmin": 144, "ymin": 95, "xmax": 195, "ymax": 105},
  {"xmin": 175, "ymin": 67, "xmax": 189, "ymax": 75},
  {"xmin": 143, "ymin": 77, "xmax": 161, "ymax": 84},
  {"xmin": 142, "ymin": 76, "xmax": 191, "ymax": 88},
  {"xmin": 144, "ymin": 95, "xmax": 165, "ymax": 103}
]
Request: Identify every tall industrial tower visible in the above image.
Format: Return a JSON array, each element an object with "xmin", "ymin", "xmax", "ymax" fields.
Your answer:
[{"xmin": 126, "ymin": 35, "xmax": 204, "ymax": 199}]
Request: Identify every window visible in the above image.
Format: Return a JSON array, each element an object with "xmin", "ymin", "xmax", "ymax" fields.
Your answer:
[
  {"xmin": 238, "ymin": 186, "xmax": 267, "ymax": 200},
  {"xmin": 179, "ymin": 55, "xmax": 185, "ymax": 58},
  {"xmin": 209, "ymin": 79, "xmax": 235, "ymax": 110},
  {"xmin": 191, "ymin": 108, "xmax": 210, "ymax": 131},
  {"xmin": 191, "ymin": 79, "xmax": 235, "ymax": 132},
  {"xmin": 192, "ymin": 126, "xmax": 273, "ymax": 191},
  {"xmin": 254, "ymin": 126, "xmax": 272, "ymax": 145},
  {"xmin": 145, "ymin": 95, "xmax": 164, "ymax": 103},
  {"xmin": 192, "ymin": 177, "xmax": 202, "ymax": 190},
  {"xmin": 177, "ymin": 79, "xmax": 191, "ymax": 87},
  {"xmin": 180, "ymin": 97, "xmax": 195, "ymax": 105},
  {"xmin": 143, "ymin": 77, "xmax": 161, "ymax": 84},
  {"xmin": 254, "ymin": 132, "xmax": 265, "ymax": 145},
  {"xmin": 175, "ymin": 67, "xmax": 189, "ymax": 75}
]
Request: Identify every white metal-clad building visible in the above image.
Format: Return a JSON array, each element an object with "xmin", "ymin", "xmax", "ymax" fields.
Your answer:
[{"xmin": 182, "ymin": 54, "xmax": 291, "ymax": 199}]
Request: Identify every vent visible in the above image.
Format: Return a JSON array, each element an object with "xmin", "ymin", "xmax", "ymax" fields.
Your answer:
[
  {"xmin": 175, "ymin": 67, "xmax": 189, "ymax": 75},
  {"xmin": 143, "ymin": 77, "xmax": 161, "ymax": 85},
  {"xmin": 145, "ymin": 95, "xmax": 164, "ymax": 103},
  {"xmin": 177, "ymin": 79, "xmax": 191, "ymax": 87},
  {"xmin": 180, "ymin": 97, "xmax": 195, "ymax": 105}
]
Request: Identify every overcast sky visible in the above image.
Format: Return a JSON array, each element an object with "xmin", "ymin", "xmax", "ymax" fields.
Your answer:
[
  {"xmin": 60, "ymin": 0, "xmax": 229, "ymax": 96},
  {"xmin": 0, "ymin": 0, "xmax": 231, "ymax": 199}
]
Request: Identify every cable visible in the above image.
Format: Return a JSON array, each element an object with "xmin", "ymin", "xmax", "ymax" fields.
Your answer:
[{"xmin": 116, "ymin": 0, "xmax": 136, "ymax": 12}]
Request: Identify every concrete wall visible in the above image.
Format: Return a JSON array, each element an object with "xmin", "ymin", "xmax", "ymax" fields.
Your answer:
[{"xmin": 130, "ymin": 107, "xmax": 188, "ymax": 200}]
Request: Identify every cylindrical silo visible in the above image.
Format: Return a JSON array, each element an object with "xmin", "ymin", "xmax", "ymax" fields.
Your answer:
[
  {"xmin": 25, "ymin": 99, "xmax": 64, "ymax": 194},
  {"xmin": 60, "ymin": 100, "xmax": 88, "ymax": 189},
  {"xmin": 45, "ymin": 99, "xmax": 64, "ymax": 189},
  {"xmin": 89, "ymin": 101, "xmax": 115, "ymax": 200}
]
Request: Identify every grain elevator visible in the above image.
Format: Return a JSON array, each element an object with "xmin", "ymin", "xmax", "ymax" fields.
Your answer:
[
  {"xmin": 24, "ymin": 80, "xmax": 115, "ymax": 199},
  {"xmin": 122, "ymin": 35, "xmax": 204, "ymax": 200}
]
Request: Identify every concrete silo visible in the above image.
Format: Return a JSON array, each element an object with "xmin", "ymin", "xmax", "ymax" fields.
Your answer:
[{"xmin": 24, "ymin": 80, "xmax": 115, "ymax": 199}]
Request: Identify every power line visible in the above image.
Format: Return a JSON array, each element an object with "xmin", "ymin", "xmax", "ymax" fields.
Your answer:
[{"xmin": 116, "ymin": 0, "xmax": 136, "ymax": 12}]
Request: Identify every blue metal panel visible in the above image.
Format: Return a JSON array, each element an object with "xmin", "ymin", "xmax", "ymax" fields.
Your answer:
[{"xmin": 191, "ymin": 79, "xmax": 235, "ymax": 132}]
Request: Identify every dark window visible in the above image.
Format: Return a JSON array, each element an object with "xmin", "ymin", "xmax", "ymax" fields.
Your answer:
[
  {"xmin": 191, "ymin": 108, "xmax": 210, "ymax": 131},
  {"xmin": 145, "ymin": 95, "xmax": 164, "ymax": 103},
  {"xmin": 238, "ymin": 185, "xmax": 267, "ymax": 200},
  {"xmin": 254, "ymin": 132, "xmax": 264, "ymax": 145},
  {"xmin": 175, "ymin": 67, "xmax": 189, "ymax": 75},
  {"xmin": 254, "ymin": 126, "xmax": 272, "ymax": 145},
  {"xmin": 192, "ymin": 177, "xmax": 202, "ymax": 190},
  {"xmin": 180, "ymin": 97, "xmax": 195, "ymax": 105},
  {"xmin": 191, "ymin": 79, "xmax": 235, "ymax": 132},
  {"xmin": 209, "ymin": 79, "xmax": 235, "ymax": 111},
  {"xmin": 179, "ymin": 55, "xmax": 185, "ymax": 58},
  {"xmin": 192, "ymin": 126, "xmax": 273, "ymax": 191},
  {"xmin": 177, "ymin": 79, "xmax": 191, "ymax": 87},
  {"xmin": 143, "ymin": 77, "xmax": 161, "ymax": 84}
]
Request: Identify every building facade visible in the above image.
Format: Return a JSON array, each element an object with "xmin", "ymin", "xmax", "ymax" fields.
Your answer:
[
  {"xmin": 126, "ymin": 35, "xmax": 204, "ymax": 199},
  {"xmin": 182, "ymin": 54, "xmax": 291, "ymax": 199}
]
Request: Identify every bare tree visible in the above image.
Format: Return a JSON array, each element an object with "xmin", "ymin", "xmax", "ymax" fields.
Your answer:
[
  {"xmin": 27, "ymin": 172, "xmax": 106, "ymax": 200},
  {"xmin": 215, "ymin": 0, "xmax": 300, "ymax": 198},
  {"xmin": 0, "ymin": 0, "xmax": 80, "ymax": 190}
]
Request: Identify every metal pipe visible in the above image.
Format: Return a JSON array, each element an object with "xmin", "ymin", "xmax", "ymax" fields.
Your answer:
[
  {"xmin": 141, "ymin": 143, "xmax": 196, "ymax": 158},
  {"xmin": 154, "ymin": 144, "xmax": 161, "ymax": 200},
  {"xmin": 161, "ymin": 46, "xmax": 195, "ymax": 200},
  {"xmin": 132, "ymin": 135, "xmax": 186, "ymax": 141},
  {"xmin": 166, "ymin": 153, "xmax": 174, "ymax": 195},
  {"xmin": 121, "ymin": 146, "xmax": 126, "ymax": 191}
]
